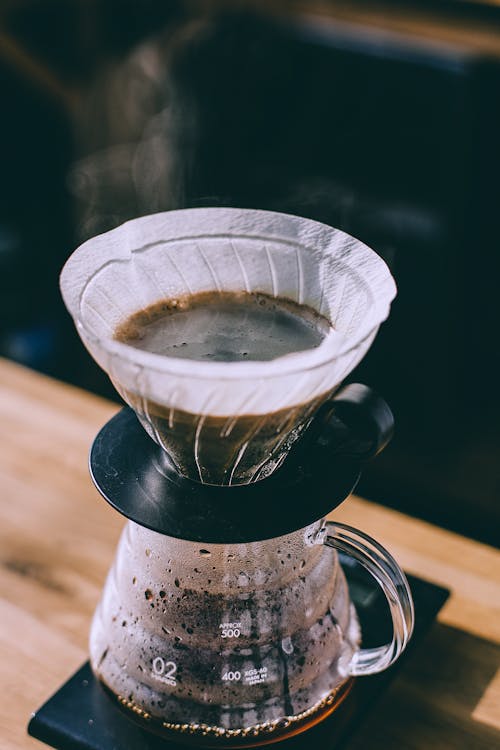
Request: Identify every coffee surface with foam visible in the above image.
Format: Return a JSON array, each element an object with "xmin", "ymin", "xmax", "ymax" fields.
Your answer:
[{"xmin": 114, "ymin": 291, "xmax": 331, "ymax": 363}]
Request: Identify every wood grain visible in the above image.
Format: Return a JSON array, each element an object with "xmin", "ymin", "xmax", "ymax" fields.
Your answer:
[
  {"xmin": 0, "ymin": 358, "xmax": 498, "ymax": 749},
  {"xmin": 473, "ymin": 667, "xmax": 500, "ymax": 732}
]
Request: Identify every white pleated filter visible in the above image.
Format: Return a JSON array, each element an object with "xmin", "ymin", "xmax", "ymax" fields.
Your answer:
[
  {"xmin": 61, "ymin": 208, "xmax": 396, "ymax": 416},
  {"xmin": 61, "ymin": 208, "xmax": 395, "ymax": 484}
]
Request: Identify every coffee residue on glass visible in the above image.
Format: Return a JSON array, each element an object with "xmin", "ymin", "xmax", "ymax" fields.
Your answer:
[{"xmin": 114, "ymin": 290, "xmax": 331, "ymax": 362}]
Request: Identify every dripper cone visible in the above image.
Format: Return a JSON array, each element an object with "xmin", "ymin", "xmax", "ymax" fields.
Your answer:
[{"xmin": 60, "ymin": 208, "xmax": 396, "ymax": 485}]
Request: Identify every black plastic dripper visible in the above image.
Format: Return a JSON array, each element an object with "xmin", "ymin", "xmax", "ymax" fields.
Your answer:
[{"xmin": 89, "ymin": 384, "xmax": 393, "ymax": 543}]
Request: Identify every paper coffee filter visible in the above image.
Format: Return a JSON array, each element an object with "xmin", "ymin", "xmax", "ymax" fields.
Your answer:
[{"xmin": 61, "ymin": 208, "xmax": 396, "ymax": 418}]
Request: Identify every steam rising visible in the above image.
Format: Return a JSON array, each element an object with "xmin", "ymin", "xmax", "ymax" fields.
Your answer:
[{"xmin": 69, "ymin": 20, "xmax": 205, "ymax": 241}]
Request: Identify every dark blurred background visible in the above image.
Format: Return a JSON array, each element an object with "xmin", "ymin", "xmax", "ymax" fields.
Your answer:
[{"xmin": 1, "ymin": 0, "xmax": 499, "ymax": 545}]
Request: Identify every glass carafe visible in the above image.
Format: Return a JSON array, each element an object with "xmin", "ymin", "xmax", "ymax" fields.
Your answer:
[{"xmin": 90, "ymin": 517, "xmax": 413, "ymax": 746}]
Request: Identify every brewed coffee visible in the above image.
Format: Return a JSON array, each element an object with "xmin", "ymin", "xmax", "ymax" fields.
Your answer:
[
  {"xmin": 113, "ymin": 291, "xmax": 333, "ymax": 484},
  {"xmin": 114, "ymin": 291, "xmax": 331, "ymax": 362},
  {"xmin": 120, "ymin": 392, "xmax": 327, "ymax": 485}
]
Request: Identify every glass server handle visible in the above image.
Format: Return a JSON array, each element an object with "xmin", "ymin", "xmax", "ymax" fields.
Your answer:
[{"xmin": 324, "ymin": 521, "xmax": 415, "ymax": 676}]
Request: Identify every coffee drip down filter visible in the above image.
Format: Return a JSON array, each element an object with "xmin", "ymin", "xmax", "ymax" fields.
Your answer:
[
  {"xmin": 60, "ymin": 208, "xmax": 413, "ymax": 746},
  {"xmin": 60, "ymin": 208, "xmax": 396, "ymax": 485}
]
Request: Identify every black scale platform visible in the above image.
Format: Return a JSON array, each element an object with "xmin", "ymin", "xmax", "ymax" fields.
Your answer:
[{"xmin": 28, "ymin": 557, "xmax": 448, "ymax": 750}]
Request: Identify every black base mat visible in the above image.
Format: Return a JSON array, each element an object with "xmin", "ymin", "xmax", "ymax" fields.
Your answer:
[{"xmin": 28, "ymin": 560, "xmax": 449, "ymax": 750}]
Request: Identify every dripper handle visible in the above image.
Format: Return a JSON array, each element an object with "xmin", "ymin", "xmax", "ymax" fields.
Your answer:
[
  {"xmin": 324, "ymin": 521, "xmax": 414, "ymax": 676},
  {"xmin": 319, "ymin": 383, "xmax": 394, "ymax": 460}
]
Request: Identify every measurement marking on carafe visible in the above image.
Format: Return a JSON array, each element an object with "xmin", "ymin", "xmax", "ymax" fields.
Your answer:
[
  {"xmin": 221, "ymin": 667, "xmax": 268, "ymax": 685},
  {"xmin": 151, "ymin": 657, "xmax": 177, "ymax": 686},
  {"xmin": 222, "ymin": 670, "xmax": 241, "ymax": 682},
  {"xmin": 219, "ymin": 621, "xmax": 241, "ymax": 638}
]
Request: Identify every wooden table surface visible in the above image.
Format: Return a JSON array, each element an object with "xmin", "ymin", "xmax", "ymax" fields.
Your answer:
[{"xmin": 0, "ymin": 358, "xmax": 499, "ymax": 749}]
